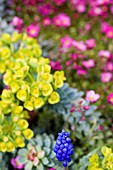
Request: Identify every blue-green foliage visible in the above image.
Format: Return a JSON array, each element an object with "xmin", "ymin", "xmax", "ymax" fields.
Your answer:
[
  {"xmin": 0, "ymin": 153, "xmax": 8, "ymax": 170},
  {"xmin": 0, "ymin": 17, "xmax": 15, "ymax": 35},
  {"xmin": 18, "ymin": 133, "xmax": 64, "ymax": 170},
  {"xmin": 49, "ymin": 83, "xmax": 84, "ymax": 114}
]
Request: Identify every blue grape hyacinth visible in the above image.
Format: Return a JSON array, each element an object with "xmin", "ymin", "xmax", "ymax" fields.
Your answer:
[{"xmin": 54, "ymin": 130, "xmax": 73, "ymax": 167}]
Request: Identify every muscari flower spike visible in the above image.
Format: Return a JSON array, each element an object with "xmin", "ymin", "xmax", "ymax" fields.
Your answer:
[{"xmin": 54, "ymin": 130, "xmax": 73, "ymax": 168}]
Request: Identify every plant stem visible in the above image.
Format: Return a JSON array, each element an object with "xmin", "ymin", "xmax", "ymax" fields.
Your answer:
[
  {"xmin": 65, "ymin": 167, "xmax": 68, "ymax": 170},
  {"xmin": 27, "ymin": 72, "xmax": 34, "ymax": 83}
]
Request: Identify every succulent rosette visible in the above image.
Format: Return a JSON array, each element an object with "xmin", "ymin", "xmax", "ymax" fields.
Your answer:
[{"xmin": 18, "ymin": 134, "xmax": 59, "ymax": 170}]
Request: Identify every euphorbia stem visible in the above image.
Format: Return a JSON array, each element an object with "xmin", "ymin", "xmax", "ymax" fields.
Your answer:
[{"xmin": 65, "ymin": 167, "xmax": 68, "ymax": 170}]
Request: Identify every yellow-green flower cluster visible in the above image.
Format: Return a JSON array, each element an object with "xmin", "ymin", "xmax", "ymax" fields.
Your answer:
[
  {"xmin": 0, "ymin": 33, "xmax": 66, "ymax": 111},
  {"xmin": 0, "ymin": 102, "xmax": 33, "ymax": 152},
  {"xmin": 88, "ymin": 146, "xmax": 113, "ymax": 170},
  {"xmin": 0, "ymin": 32, "xmax": 66, "ymax": 152}
]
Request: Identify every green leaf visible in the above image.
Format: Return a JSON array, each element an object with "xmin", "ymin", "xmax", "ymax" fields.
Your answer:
[
  {"xmin": 43, "ymin": 147, "xmax": 51, "ymax": 155},
  {"xmin": 25, "ymin": 162, "xmax": 33, "ymax": 170},
  {"xmin": 36, "ymin": 163, "xmax": 44, "ymax": 170},
  {"xmin": 18, "ymin": 149, "xmax": 28, "ymax": 156},
  {"xmin": 18, "ymin": 156, "xmax": 28, "ymax": 164},
  {"xmin": 36, "ymin": 145, "xmax": 41, "ymax": 152},
  {"xmin": 42, "ymin": 157, "xmax": 49, "ymax": 165},
  {"xmin": 36, "ymin": 136, "xmax": 43, "ymax": 146},
  {"xmin": 49, "ymin": 151, "xmax": 55, "ymax": 159},
  {"xmin": 44, "ymin": 138, "xmax": 51, "ymax": 147}
]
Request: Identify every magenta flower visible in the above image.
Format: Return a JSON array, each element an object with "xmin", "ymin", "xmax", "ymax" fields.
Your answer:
[
  {"xmin": 37, "ymin": 3, "xmax": 52, "ymax": 16},
  {"xmin": 107, "ymin": 93, "xmax": 113, "ymax": 105},
  {"xmin": 10, "ymin": 16, "xmax": 23, "ymax": 27},
  {"xmin": 53, "ymin": 13, "xmax": 71, "ymax": 27},
  {"xmin": 76, "ymin": 3, "xmax": 86, "ymax": 13},
  {"xmin": 82, "ymin": 59, "xmax": 95, "ymax": 69},
  {"xmin": 54, "ymin": 0, "xmax": 66, "ymax": 6},
  {"xmin": 73, "ymin": 41, "xmax": 87, "ymax": 51},
  {"xmin": 11, "ymin": 156, "xmax": 24, "ymax": 169},
  {"xmin": 60, "ymin": 35, "xmax": 73, "ymax": 49},
  {"xmin": 86, "ymin": 90, "xmax": 100, "ymax": 103},
  {"xmin": 110, "ymin": 5, "xmax": 113, "ymax": 14},
  {"xmin": 50, "ymin": 60, "xmax": 62, "ymax": 71},
  {"xmin": 84, "ymin": 23, "xmax": 91, "ymax": 31},
  {"xmin": 101, "ymin": 72, "xmax": 112, "ymax": 82},
  {"xmin": 98, "ymin": 50, "xmax": 111, "ymax": 58},
  {"xmin": 106, "ymin": 27, "xmax": 113, "ymax": 38},
  {"xmin": 101, "ymin": 22, "xmax": 110, "ymax": 34},
  {"xmin": 105, "ymin": 62, "xmax": 113, "ymax": 72},
  {"xmin": 43, "ymin": 18, "xmax": 51, "ymax": 26},
  {"xmin": 76, "ymin": 68, "xmax": 87, "ymax": 75},
  {"xmin": 86, "ymin": 38, "xmax": 96, "ymax": 49},
  {"xmin": 26, "ymin": 24, "xmax": 40, "ymax": 38}
]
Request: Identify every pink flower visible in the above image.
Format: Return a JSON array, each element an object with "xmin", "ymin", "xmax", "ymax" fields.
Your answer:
[
  {"xmin": 73, "ymin": 41, "xmax": 87, "ymax": 51},
  {"xmin": 98, "ymin": 50, "xmax": 111, "ymax": 58},
  {"xmin": 106, "ymin": 27, "xmax": 113, "ymax": 38},
  {"xmin": 10, "ymin": 16, "xmax": 23, "ymax": 27},
  {"xmin": 82, "ymin": 59, "xmax": 95, "ymax": 69},
  {"xmin": 70, "ymin": 53, "xmax": 78, "ymax": 60},
  {"xmin": 54, "ymin": 0, "xmax": 66, "ymax": 6},
  {"xmin": 11, "ymin": 156, "xmax": 24, "ymax": 169},
  {"xmin": 37, "ymin": 4, "xmax": 52, "ymax": 16},
  {"xmin": 76, "ymin": 3, "xmax": 86, "ymax": 13},
  {"xmin": 76, "ymin": 68, "xmax": 87, "ymax": 75},
  {"xmin": 101, "ymin": 72, "xmax": 112, "ymax": 82},
  {"xmin": 86, "ymin": 38, "xmax": 96, "ymax": 49},
  {"xmin": 66, "ymin": 60, "xmax": 72, "ymax": 66},
  {"xmin": 84, "ymin": 23, "xmax": 91, "ymax": 31},
  {"xmin": 110, "ymin": 5, "xmax": 113, "ymax": 14},
  {"xmin": 105, "ymin": 62, "xmax": 113, "ymax": 71},
  {"xmin": 107, "ymin": 93, "xmax": 113, "ymax": 105},
  {"xmin": 53, "ymin": 13, "xmax": 71, "ymax": 27},
  {"xmin": 50, "ymin": 60, "xmax": 62, "ymax": 71},
  {"xmin": 26, "ymin": 24, "xmax": 40, "ymax": 38},
  {"xmin": 43, "ymin": 18, "xmax": 51, "ymax": 26},
  {"xmin": 101, "ymin": 22, "xmax": 110, "ymax": 33},
  {"xmin": 86, "ymin": 90, "xmax": 100, "ymax": 103},
  {"xmin": 60, "ymin": 35, "xmax": 73, "ymax": 49}
]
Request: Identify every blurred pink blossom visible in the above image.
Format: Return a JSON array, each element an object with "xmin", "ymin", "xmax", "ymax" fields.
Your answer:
[
  {"xmin": 98, "ymin": 50, "xmax": 111, "ymax": 58},
  {"xmin": 43, "ymin": 18, "xmax": 51, "ymax": 26},
  {"xmin": 60, "ymin": 35, "xmax": 73, "ymax": 49},
  {"xmin": 54, "ymin": 0, "xmax": 66, "ymax": 6},
  {"xmin": 101, "ymin": 72, "xmax": 112, "ymax": 82},
  {"xmin": 82, "ymin": 59, "xmax": 95, "ymax": 69},
  {"xmin": 26, "ymin": 24, "xmax": 40, "ymax": 37},
  {"xmin": 53, "ymin": 13, "xmax": 71, "ymax": 27},
  {"xmin": 86, "ymin": 38, "xmax": 96, "ymax": 49},
  {"xmin": 86, "ymin": 90, "xmax": 100, "ymax": 102},
  {"xmin": 11, "ymin": 156, "xmax": 24, "ymax": 169},
  {"xmin": 105, "ymin": 62, "xmax": 113, "ymax": 71},
  {"xmin": 76, "ymin": 68, "xmax": 87, "ymax": 75},
  {"xmin": 73, "ymin": 41, "xmax": 87, "ymax": 51},
  {"xmin": 107, "ymin": 93, "xmax": 113, "ymax": 105},
  {"xmin": 10, "ymin": 16, "xmax": 23, "ymax": 27},
  {"xmin": 50, "ymin": 60, "xmax": 62, "ymax": 70},
  {"xmin": 38, "ymin": 3, "xmax": 52, "ymax": 16}
]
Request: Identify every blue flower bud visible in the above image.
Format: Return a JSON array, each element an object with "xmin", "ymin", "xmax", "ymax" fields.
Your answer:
[{"xmin": 54, "ymin": 129, "xmax": 73, "ymax": 167}]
